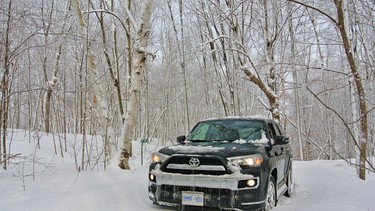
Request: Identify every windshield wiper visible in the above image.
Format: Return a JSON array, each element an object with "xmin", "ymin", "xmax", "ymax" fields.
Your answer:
[{"xmin": 188, "ymin": 139, "xmax": 207, "ymax": 142}]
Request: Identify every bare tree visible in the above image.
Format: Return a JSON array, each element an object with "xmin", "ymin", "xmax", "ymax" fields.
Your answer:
[
  {"xmin": 287, "ymin": 0, "xmax": 371, "ymax": 180},
  {"xmin": 1, "ymin": 0, "xmax": 373, "ymax": 177},
  {"xmin": 72, "ymin": 0, "xmax": 118, "ymax": 169},
  {"xmin": 167, "ymin": 0, "xmax": 191, "ymax": 132},
  {"xmin": 0, "ymin": 0, "xmax": 12, "ymax": 169}
]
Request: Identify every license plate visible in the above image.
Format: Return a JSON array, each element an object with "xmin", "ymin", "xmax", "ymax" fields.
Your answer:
[{"xmin": 181, "ymin": 191, "xmax": 204, "ymax": 206}]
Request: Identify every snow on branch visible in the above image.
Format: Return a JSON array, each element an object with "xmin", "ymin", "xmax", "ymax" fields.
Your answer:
[
  {"xmin": 241, "ymin": 64, "xmax": 277, "ymax": 100},
  {"xmin": 137, "ymin": 47, "xmax": 156, "ymax": 60},
  {"xmin": 257, "ymin": 96, "xmax": 270, "ymax": 110}
]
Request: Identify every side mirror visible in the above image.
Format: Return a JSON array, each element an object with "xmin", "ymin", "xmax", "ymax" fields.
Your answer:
[
  {"xmin": 274, "ymin": 135, "xmax": 289, "ymax": 145},
  {"xmin": 265, "ymin": 140, "xmax": 273, "ymax": 151},
  {"xmin": 176, "ymin": 135, "xmax": 186, "ymax": 144}
]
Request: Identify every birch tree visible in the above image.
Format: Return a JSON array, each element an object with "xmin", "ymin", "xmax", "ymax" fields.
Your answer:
[
  {"xmin": 72, "ymin": 0, "xmax": 118, "ymax": 168},
  {"xmin": 119, "ymin": 0, "xmax": 154, "ymax": 169},
  {"xmin": 90, "ymin": 0, "xmax": 124, "ymax": 165}
]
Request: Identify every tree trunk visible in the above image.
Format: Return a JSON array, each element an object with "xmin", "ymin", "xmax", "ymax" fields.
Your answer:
[
  {"xmin": 44, "ymin": 45, "xmax": 60, "ymax": 133},
  {"xmin": 95, "ymin": 2, "xmax": 121, "ymax": 162},
  {"xmin": 119, "ymin": 0, "xmax": 154, "ymax": 169},
  {"xmin": 335, "ymin": 0, "xmax": 368, "ymax": 180},
  {"xmin": 240, "ymin": 1, "xmax": 281, "ymax": 123},
  {"xmin": 1, "ymin": 0, "xmax": 12, "ymax": 170},
  {"xmin": 41, "ymin": 0, "xmax": 55, "ymax": 133},
  {"xmin": 262, "ymin": 0, "xmax": 280, "ymax": 122},
  {"xmin": 287, "ymin": 0, "xmax": 370, "ymax": 180},
  {"xmin": 288, "ymin": 2, "xmax": 304, "ymax": 161},
  {"xmin": 167, "ymin": 0, "xmax": 190, "ymax": 132},
  {"xmin": 73, "ymin": 0, "xmax": 117, "ymax": 169}
]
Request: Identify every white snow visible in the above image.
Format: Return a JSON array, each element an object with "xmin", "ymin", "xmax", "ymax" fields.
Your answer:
[
  {"xmin": 200, "ymin": 115, "xmax": 270, "ymax": 122},
  {"xmin": 233, "ymin": 139, "xmax": 248, "ymax": 144},
  {"xmin": 168, "ymin": 145, "xmax": 225, "ymax": 154},
  {"xmin": 233, "ymin": 132, "xmax": 270, "ymax": 144},
  {"xmin": 1, "ymin": 129, "xmax": 374, "ymax": 211},
  {"xmin": 253, "ymin": 133, "xmax": 271, "ymax": 144}
]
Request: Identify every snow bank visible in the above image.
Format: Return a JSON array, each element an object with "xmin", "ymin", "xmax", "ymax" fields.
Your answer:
[{"xmin": 1, "ymin": 129, "xmax": 374, "ymax": 211}]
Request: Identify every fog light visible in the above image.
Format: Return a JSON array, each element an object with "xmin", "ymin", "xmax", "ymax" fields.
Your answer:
[
  {"xmin": 238, "ymin": 178, "xmax": 258, "ymax": 188},
  {"xmin": 246, "ymin": 179, "xmax": 256, "ymax": 187},
  {"xmin": 149, "ymin": 174, "xmax": 156, "ymax": 182}
]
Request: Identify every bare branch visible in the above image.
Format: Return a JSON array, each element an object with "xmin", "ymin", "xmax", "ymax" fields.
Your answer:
[
  {"xmin": 306, "ymin": 87, "xmax": 375, "ymax": 173},
  {"xmin": 287, "ymin": 0, "xmax": 338, "ymax": 25},
  {"xmin": 83, "ymin": 9, "xmax": 131, "ymax": 38}
]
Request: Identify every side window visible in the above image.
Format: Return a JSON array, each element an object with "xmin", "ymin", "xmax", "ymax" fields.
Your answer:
[
  {"xmin": 189, "ymin": 123, "xmax": 209, "ymax": 140},
  {"xmin": 268, "ymin": 123, "xmax": 276, "ymax": 139},
  {"xmin": 273, "ymin": 123, "xmax": 282, "ymax": 136},
  {"xmin": 274, "ymin": 123, "xmax": 284, "ymax": 136}
]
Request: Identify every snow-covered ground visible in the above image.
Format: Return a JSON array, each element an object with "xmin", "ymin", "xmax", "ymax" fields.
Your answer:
[{"xmin": 1, "ymin": 129, "xmax": 374, "ymax": 211}]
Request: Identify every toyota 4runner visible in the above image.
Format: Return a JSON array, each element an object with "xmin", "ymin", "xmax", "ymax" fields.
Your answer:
[{"xmin": 148, "ymin": 117, "xmax": 293, "ymax": 210}]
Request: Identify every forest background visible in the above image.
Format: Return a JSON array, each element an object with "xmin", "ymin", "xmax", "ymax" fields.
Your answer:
[{"xmin": 0, "ymin": 0, "xmax": 374, "ymax": 179}]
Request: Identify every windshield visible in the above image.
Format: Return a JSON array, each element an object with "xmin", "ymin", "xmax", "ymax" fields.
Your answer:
[{"xmin": 187, "ymin": 119, "xmax": 264, "ymax": 142}]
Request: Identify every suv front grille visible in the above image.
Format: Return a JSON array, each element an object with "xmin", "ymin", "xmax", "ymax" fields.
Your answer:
[
  {"xmin": 157, "ymin": 185, "xmax": 233, "ymax": 208},
  {"xmin": 160, "ymin": 184, "xmax": 231, "ymax": 195},
  {"xmin": 161, "ymin": 155, "xmax": 230, "ymax": 175}
]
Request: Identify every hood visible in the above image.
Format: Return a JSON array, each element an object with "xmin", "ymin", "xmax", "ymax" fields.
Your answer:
[{"xmin": 158, "ymin": 141, "xmax": 266, "ymax": 158}]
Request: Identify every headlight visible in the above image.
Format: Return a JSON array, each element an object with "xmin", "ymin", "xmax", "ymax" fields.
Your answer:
[
  {"xmin": 151, "ymin": 152, "xmax": 169, "ymax": 163},
  {"xmin": 228, "ymin": 154, "xmax": 263, "ymax": 167}
]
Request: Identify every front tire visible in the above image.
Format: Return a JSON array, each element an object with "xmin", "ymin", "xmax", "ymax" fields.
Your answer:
[
  {"xmin": 265, "ymin": 175, "xmax": 277, "ymax": 210},
  {"xmin": 284, "ymin": 166, "xmax": 293, "ymax": 197}
]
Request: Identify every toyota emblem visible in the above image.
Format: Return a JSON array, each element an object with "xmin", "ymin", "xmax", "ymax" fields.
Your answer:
[{"xmin": 189, "ymin": 157, "xmax": 200, "ymax": 167}]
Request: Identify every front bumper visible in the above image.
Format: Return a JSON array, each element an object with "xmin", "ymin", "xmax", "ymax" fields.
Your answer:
[{"xmin": 148, "ymin": 170, "xmax": 266, "ymax": 210}]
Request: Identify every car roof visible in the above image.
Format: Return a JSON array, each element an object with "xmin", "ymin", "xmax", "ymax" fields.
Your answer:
[{"xmin": 200, "ymin": 116, "xmax": 274, "ymax": 123}]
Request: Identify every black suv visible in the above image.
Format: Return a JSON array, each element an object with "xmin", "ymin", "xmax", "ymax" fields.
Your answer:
[{"xmin": 148, "ymin": 117, "xmax": 293, "ymax": 211}]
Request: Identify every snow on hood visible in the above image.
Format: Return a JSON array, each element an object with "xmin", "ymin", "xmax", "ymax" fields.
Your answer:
[
  {"xmin": 159, "ymin": 136, "xmax": 268, "ymax": 157},
  {"xmin": 167, "ymin": 145, "xmax": 225, "ymax": 154}
]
